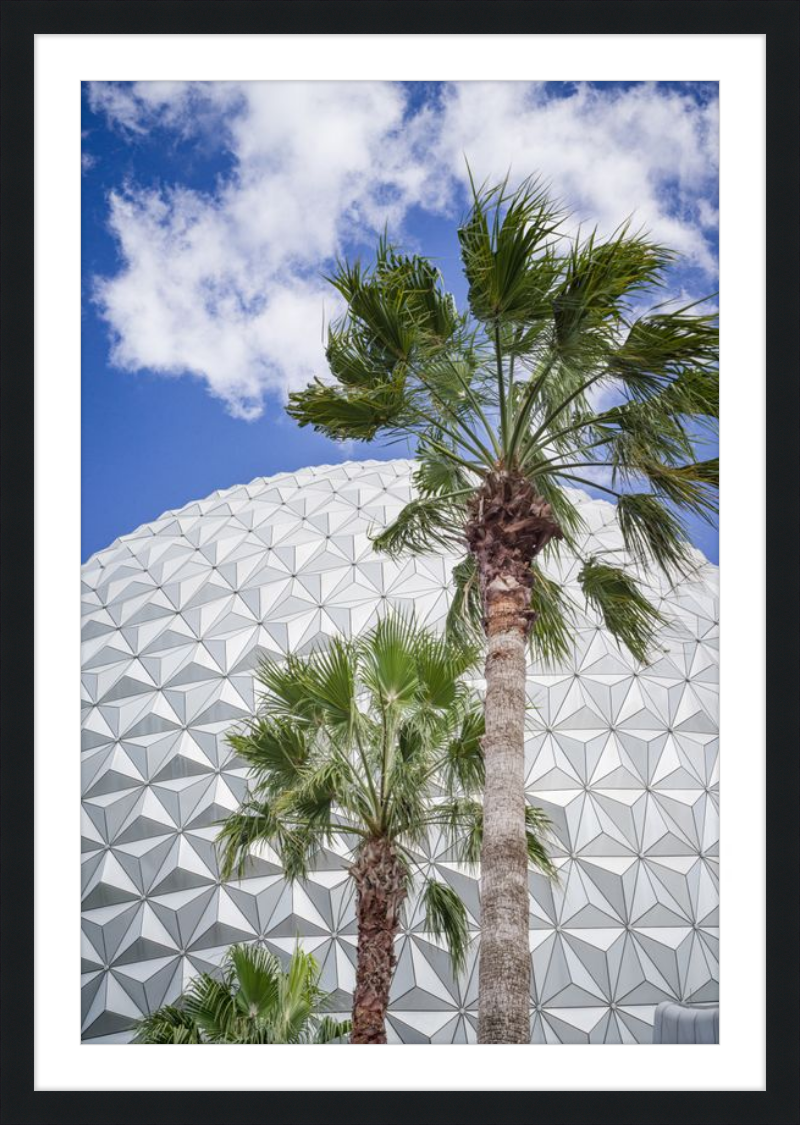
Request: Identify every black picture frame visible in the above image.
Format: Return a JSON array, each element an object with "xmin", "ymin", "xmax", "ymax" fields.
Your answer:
[{"xmin": 2, "ymin": 2, "xmax": 797, "ymax": 1123}]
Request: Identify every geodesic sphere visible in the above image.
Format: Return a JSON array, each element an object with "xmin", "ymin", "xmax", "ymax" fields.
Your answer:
[{"xmin": 81, "ymin": 459, "xmax": 719, "ymax": 1043}]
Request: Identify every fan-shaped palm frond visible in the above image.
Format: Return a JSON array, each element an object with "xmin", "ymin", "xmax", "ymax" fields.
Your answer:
[
  {"xmin": 525, "ymin": 805, "xmax": 559, "ymax": 878},
  {"xmin": 132, "ymin": 1004, "xmax": 202, "ymax": 1044},
  {"xmin": 578, "ymin": 557, "xmax": 665, "ymax": 664},
  {"xmin": 133, "ymin": 945, "xmax": 346, "ymax": 1045},
  {"xmin": 458, "ymin": 173, "xmax": 563, "ymax": 326},
  {"xmin": 441, "ymin": 702, "xmax": 485, "ymax": 793},
  {"xmin": 421, "ymin": 878, "xmax": 470, "ymax": 975},
  {"xmin": 529, "ymin": 570, "xmax": 576, "ymax": 667},
  {"xmin": 370, "ymin": 490, "xmax": 469, "ymax": 558},
  {"xmin": 617, "ymin": 492, "xmax": 694, "ymax": 578},
  {"xmin": 445, "ymin": 554, "xmax": 484, "ymax": 647}
]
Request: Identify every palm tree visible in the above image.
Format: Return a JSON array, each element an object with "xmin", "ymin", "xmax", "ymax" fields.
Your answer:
[
  {"xmin": 286, "ymin": 177, "xmax": 719, "ymax": 1042},
  {"xmin": 216, "ymin": 615, "xmax": 555, "ymax": 1043},
  {"xmin": 133, "ymin": 943, "xmax": 350, "ymax": 1044}
]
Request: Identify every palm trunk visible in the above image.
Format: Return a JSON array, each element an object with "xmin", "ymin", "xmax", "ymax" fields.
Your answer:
[
  {"xmin": 466, "ymin": 471, "xmax": 562, "ymax": 1044},
  {"xmin": 479, "ymin": 592, "xmax": 531, "ymax": 1043},
  {"xmin": 349, "ymin": 836, "xmax": 406, "ymax": 1044}
]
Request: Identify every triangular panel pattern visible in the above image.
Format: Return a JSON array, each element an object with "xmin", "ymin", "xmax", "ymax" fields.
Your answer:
[{"xmin": 81, "ymin": 460, "xmax": 719, "ymax": 1043}]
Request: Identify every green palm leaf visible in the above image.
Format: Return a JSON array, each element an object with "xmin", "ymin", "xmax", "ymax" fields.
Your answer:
[
  {"xmin": 459, "ymin": 174, "xmax": 563, "ymax": 324},
  {"xmin": 442, "ymin": 703, "xmax": 485, "ymax": 793},
  {"xmin": 421, "ymin": 878, "xmax": 470, "ymax": 976},
  {"xmin": 371, "ymin": 491, "xmax": 468, "ymax": 558},
  {"xmin": 132, "ymin": 1005, "xmax": 202, "ymax": 1044},
  {"xmin": 311, "ymin": 1016, "xmax": 352, "ymax": 1044},
  {"xmin": 228, "ymin": 718, "xmax": 309, "ymax": 795},
  {"xmin": 216, "ymin": 799, "xmax": 282, "ymax": 881},
  {"xmin": 578, "ymin": 557, "xmax": 664, "ymax": 664},
  {"xmin": 617, "ymin": 492, "xmax": 693, "ymax": 577},
  {"xmin": 525, "ymin": 805, "xmax": 559, "ymax": 878},
  {"xmin": 133, "ymin": 945, "xmax": 341, "ymax": 1045},
  {"xmin": 445, "ymin": 554, "xmax": 484, "ymax": 646},
  {"xmin": 529, "ymin": 570, "xmax": 576, "ymax": 667}
]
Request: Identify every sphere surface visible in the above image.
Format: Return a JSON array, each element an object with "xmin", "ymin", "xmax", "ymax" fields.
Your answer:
[{"xmin": 81, "ymin": 459, "xmax": 719, "ymax": 1043}]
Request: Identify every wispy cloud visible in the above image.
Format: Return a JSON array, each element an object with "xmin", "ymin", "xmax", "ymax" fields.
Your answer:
[
  {"xmin": 87, "ymin": 81, "xmax": 718, "ymax": 420},
  {"xmin": 81, "ymin": 129, "xmax": 96, "ymax": 175},
  {"xmin": 434, "ymin": 82, "xmax": 719, "ymax": 271}
]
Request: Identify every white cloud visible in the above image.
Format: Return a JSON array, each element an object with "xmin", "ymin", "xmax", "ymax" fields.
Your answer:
[
  {"xmin": 88, "ymin": 81, "xmax": 718, "ymax": 420},
  {"xmin": 90, "ymin": 81, "xmax": 451, "ymax": 418},
  {"xmin": 81, "ymin": 129, "xmax": 96, "ymax": 174},
  {"xmin": 434, "ymin": 82, "xmax": 719, "ymax": 270}
]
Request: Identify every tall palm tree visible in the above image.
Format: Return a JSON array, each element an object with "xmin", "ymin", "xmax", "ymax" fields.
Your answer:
[
  {"xmin": 286, "ymin": 177, "xmax": 719, "ymax": 1042},
  {"xmin": 133, "ymin": 943, "xmax": 350, "ymax": 1044},
  {"xmin": 216, "ymin": 615, "xmax": 555, "ymax": 1043}
]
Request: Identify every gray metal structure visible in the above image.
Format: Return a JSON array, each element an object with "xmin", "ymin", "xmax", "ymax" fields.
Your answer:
[
  {"xmin": 81, "ymin": 459, "xmax": 719, "ymax": 1043},
  {"xmin": 653, "ymin": 1001, "xmax": 720, "ymax": 1044}
]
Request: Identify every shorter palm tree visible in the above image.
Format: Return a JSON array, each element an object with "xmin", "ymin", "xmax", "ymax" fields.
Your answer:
[
  {"xmin": 217, "ymin": 615, "xmax": 555, "ymax": 1043},
  {"xmin": 133, "ymin": 943, "xmax": 349, "ymax": 1044}
]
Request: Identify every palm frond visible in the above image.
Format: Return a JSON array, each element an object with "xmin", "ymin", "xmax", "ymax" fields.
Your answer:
[
  {"xmin": 288, "ymin": 757, "xmax": 350, "ymax": 825},
  {"xmin": 531, "ymin": 470, "xmax": 587, "ymax": 546},
  {"xmin": 216, "ymin": 799, "xmax": 282, "ymax": 881},
  {"xmin": 371, "ymin": 242, "xmax": 461, "ymax": 348},
  {"xmin": 297, "ymin": 637, "xmax": 357, "ymax": 730},
  {"xmin": 312, "ymin": 1016, "xmax": 352, "ymax": 1044},
  {"xmin": 133, "ymin": 944, "xmax": 340, "ymax": 1045},
  {"xmin": 420, "ymin": 878, "xmax": 470, "ymax": 975},
  {"xmin": 413, "ymin": 629, "xmax": 480, "ymax": 712},
  {"xmin": 659, "ymin": 364, "xmax": 718, "ymax": 420},
  {"xmin": 182, "ymin": 970, "xmax": 238, "ymax": 1043},
  {"xmin": 595, "ymin": 400, "xmax": 694, "ymax": 473},
  {"xmin": 273, "ymin": 945, "xmax": 324, "ymax": 1044},
  {"xmin": 230, "ymin": 944, "xmax": 281, "ymax": 1019},
  {"xmin": 370, "ymin": 492, "xmax": 467, "ymax": 558},
  {"xmin": 553, "ymin": 223, "xmax": 673, "ymax": 358},
  {"xmin": 358, "ymin": 611, "xmax": 420, "ymax": 708},
  {"xmin": 255, "ymin": 652, "xmax": 317, "ymax": 718},
  {"xmin": 442, "ymin": 703, "xmax": 485, "ymax": 794},
  {"xmin": 445, "ymin": 554, "xmax": 484, "ymax": 646},
  {"xmin": 228, "ymin": 718, "xmax": 309, "ymax": 796},
  {"xmin": 458, "ymin": 174, "xmax": 563, "ymax": 325},
  {"xmin": 325, "ymin": 328, "xmax": 395, "ymax": 388},
  {"xmin": 384, "ymin": 763, "xmax": 431, "ymax": 844},
  {"xmin": 286, "ymin": 375, "xmax": 410, "ymax": 441},
  {"xmin": 413, "ymin": 450, "xmax": 472, "ymax": 498},
  {"xmin": 641, "ymin": 458, "xmax": 718, "ymax": 521},
  {"xmin": 277, "ymin": 824, "xmax": 324, "ymax": 883},
  {"xmin": 328, "ymin": 242, "xmax": 461, "ymax": 363},
  {"xmin": 617, "ymin": 492, "xmax": 693, "ymax": 577},
  {"xmin": 525, "ymin": 805, "xmax": 559, "ymax": 878},
  {"xmin": 132, "ymin": 1005, "xmax": 202, "ymax": 1044},
  {"xmin": 610, "ymin": 308, "xmax": 718, "ymax": 403},
  {"xmin": 529, "ymin": 570, "xmax": 576, "ymax": 667},
  {"xmin": 425, "ymin": 797, "xmax": 484, "ymax": 866},
  {"xmin": 578, "ymin": 557, "xmax": 664, "ymax": 664}
]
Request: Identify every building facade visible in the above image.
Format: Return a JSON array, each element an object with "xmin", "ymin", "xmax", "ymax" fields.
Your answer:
[{"xmin": 81, "ymin": 460, "xmax": 719, "ymax": 1043}]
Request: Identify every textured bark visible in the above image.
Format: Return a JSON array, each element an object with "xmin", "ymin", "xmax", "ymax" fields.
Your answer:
[
  {"xmin": 478, "ymin": 623, "xmax": 531, "ymax": 1043},
  {"xmin": 466, "ymin": 471, "xmax": 562, "ymax": 1044},
  {"xmin": 350, "ymin": 836, "xmax": 407, "ymax": 1044},
  {"xmin": 465, "ymin": 470, "xmax": 562, "ymax": 636}
]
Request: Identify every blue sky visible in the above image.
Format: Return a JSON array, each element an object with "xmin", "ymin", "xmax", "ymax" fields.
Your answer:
[{"xmin": 81, "ymin": 81, "xmax": 719, "ymax": 562}]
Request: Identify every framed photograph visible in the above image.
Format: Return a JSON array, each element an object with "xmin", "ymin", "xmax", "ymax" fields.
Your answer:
[{"xmin": 2, "ymin": 1, "xmax": 797, "ymax": 1123}]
